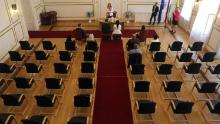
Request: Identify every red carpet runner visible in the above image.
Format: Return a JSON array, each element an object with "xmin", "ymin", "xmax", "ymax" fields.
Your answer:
[
  {"xmin": 29, "ymin": 29, "xmax": 157, "ymax": 38},
  {"xmin": 92, "ymin": 40, "xmax": 133, "ymax": 124}
]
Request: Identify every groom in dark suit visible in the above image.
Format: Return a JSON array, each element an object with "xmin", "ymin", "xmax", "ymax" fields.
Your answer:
[{"xmin": 149, "ymin": 2, "xmax": 159, "ymax": 25}]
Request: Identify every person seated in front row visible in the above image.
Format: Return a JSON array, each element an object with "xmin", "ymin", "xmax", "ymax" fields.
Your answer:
[
  {"xmin": 74, "ymin": 23, "xmax": 88, "ymax": 42},
  {"xmin": 126, "ymin": 34, "xmax": 140, "ymax": 51},
  {"xmin": 129, "ymin": 43, "xmax": 142, "ymax": 55},
  {"xmin": 101, "ymin": 19, "xmax": 111, "ymax": 40},
  {"xmin": 112, "ymin": 20, "xmax": 122, "ymax": 40},
  {"xmin": 136, "ymin": 25, "xmax": 147, "ymax": 43},
  {"xmin": 65, "ymin": 35, "xmax": 78, "ymax": 49},
  {"xmin": 151, "ymin": 35, "xmax": 160, "ymax": 43}
]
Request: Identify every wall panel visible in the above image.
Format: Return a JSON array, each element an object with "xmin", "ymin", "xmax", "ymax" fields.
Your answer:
[
  {"xmin": 45, "ymin": 4, "xmax": 93, "ymax": 19},
  {"xmin": 0, "ymin": 0, "xmax": 11, "ymax": 31},
  {"xmin": 0, "ymin": 29, "xmax": 17, "ymax": 60},
  {"xmin": 44, "ymin": 0, "xmax": 93, "ymax": 3},
  {"xmin": 14, "ymin": 23, "xmax": 24, "ymax": 41}
]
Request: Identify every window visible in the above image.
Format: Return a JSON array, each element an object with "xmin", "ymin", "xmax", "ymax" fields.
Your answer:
[
  {"xmin": 181, "ymin": 0, "xmax": 195, "ymax": 21},
  {"xmin": 190, "ymin": 0, "xmax": 219, "ymax": 42}
]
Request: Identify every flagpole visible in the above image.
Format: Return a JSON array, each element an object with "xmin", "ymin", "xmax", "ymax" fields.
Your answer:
[{"xmin": 164, "ymin": 0, "xmax": 172, "ymax": 27}]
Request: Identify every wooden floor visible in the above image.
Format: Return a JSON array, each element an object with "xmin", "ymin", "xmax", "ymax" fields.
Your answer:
[{"xmin": 1, "ymin": 20, "xmax": 220, "ymax": 124}]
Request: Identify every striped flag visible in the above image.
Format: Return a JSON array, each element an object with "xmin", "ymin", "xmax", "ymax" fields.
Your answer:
[{"xmin": 157, "ymin": 0, "xmax": 165, "ymax": 24}]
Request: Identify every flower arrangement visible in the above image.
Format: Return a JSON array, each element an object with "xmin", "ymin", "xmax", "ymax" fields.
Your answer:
[
  {"xmin": 86, "ymin": 11, "xmax": 94, "ymax": 18},
  {"xmin": 124, "ymin": 11, "xmax": 134, "ymax": 23},
  {"xmin": 124, "ymin": 11, "xmax": 134, "ymax": 19}
]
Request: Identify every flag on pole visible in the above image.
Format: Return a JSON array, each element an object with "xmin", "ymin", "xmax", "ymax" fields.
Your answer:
[{"xmin": 157, "ymin": 0, "xmax": 165, "ymax": 24}]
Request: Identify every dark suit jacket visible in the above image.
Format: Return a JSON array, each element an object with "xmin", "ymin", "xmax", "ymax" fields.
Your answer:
[
  {"xmin": 102, "ymin": 23, "xmax": 111, "ymax": 34},
  {"xmin": 75, "ymin": 28, "xmax": 87, "ymax": 40},
  {"xmin": 152, "ymin": 5, "xmax": 159, "ymax": 14}
]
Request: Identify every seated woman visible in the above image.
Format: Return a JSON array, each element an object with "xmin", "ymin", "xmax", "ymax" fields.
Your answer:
[
  {"xmin": 112, "ymin": 20, "xmax": 122, "ymax": 40},
  {"xmin": 136, "ymin": 25, "xmax": 147, "ymax": 43}
]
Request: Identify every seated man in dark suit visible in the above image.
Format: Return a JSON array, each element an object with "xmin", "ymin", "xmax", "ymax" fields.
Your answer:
[
  {"xmin": 101, "ymin": 19, "xmax": 111, "ymax": 40},
  {"xmin": 74, "ymin": 23, "xmax": 88, "ymax": 41},
  {"xmin": 126, "ymin": 35, "xmax": 140, "ymax": 51}
]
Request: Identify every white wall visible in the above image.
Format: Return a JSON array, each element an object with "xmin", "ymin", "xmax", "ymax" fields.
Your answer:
[
  {"xmin": 0, "ymin": 0, "xmax": 28, "ymax": 62},
  {"xmin": 207, "ymin": 7, "xmax": 220, "ymax": 57}
]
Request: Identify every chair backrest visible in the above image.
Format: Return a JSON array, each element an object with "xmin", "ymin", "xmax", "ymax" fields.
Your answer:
[
  {"xmin": 199, "ymin": 82, "xmax": 218, "ymax": 93},
  {"xmin": 45, "ymin": 78, "xmax": 62, "ymax": 89},
  {"xmin": 42, "ymin": 41, "xmax": 54, "ymax": 50},
  {"xmin": 22, "ymin": 115, "xmax": 48, "ymax": 124},
  {"xmin": 81, "ymin": 62, "xmax": 94, "ymax": 73},
  {"xmin": 25, "ymin": 63, "xmax": 40, "ymax": 73},
  {"xmin": 128, "ymin": 53, "xmax": 142, "ymax": 67},
  {"xmin": 35, "ymin": 51, "xmax": 48, "ymax": 60},
  {"xmin": 214, "ymin": 101, "xmax": 220, "ymax": 112},
  {"xmin": 149, "ymin": 42, "xmax": 160, "ymax": 52},
  {"xmin": 112, "ymin": 34, "xmax": 122, "ymax": 41},
  {"xmin": 186, "ymin": 63, "xmax": 202, "ymax": 74},
  {"xmin": 170, "ymin": 41, "xmax": 183, "ymax": 51},
  {"xmin": 85, "ymin": 41, "xmax": 98, "ymax": 52},
  {"xmin": 134, "ymin": 81, "xmax": 150, "ymax": 92},
  {"xmin": 190, "ymin": 41, "xmax": 204, "ymax": 51},
  {"xmin": 68, "ymin": 116, "xmax": 87, "ymax": 124},
  {"xmin": 59, "ymin": 51, "xmax": 72, "ymax": 61},
  {"xmin": 174, "ymin": 101, "xmax": 194, "ymax": 114},
  {"xmin": 153, "ymin": 52, "xmax": 166, "ymax": 62},
  {"xmin": 165, "ymin": 81, "xmax": 182, "ymax": 92},
  {"xmin": 138, "ymin": 100, "xmax": 156, "ymax": 114},
  {"xmin": 13, "ymin": 77, "xmax": 33, "ymax": 88},
  {"xmin": 19, "ymin": 41, "xmax": 33, "ymax": 50},
  {"xmin": 158, "ymin": 64, "xmax": 173, "ymax": 75},
  {"xmin": 9, "ymin": 51, "xmax": 23, "ymax": 61},
  {"xmin": 74, "ymin": 94, "xmax": 90, "ymax": 107},
  {"xmin": 131, "ymin": 64, "xmax": 145, "ymax": 74},
  {"xmin": 178, "ymin": 52, "xmax": 193, "ymax": 62},
  {"xmin": 1, "ymin": 94, "xmax": 24, "ymax": 106},
  {"xmin": 0, "ymin": 63, "xmax": 11, "ymax": 73},
  {"xmin": 35, "ymin": 95, "xmax": 55, "ymax": 107},
  {"xmin": 0, "ymin": 113, "xmax": 16, "ymax": 124},
  {"xmin": 54, "ymin": 63, "xmax": 68, "ymax": 74},
  {"xmin": 78, "ymin": 77, "xmax": 93, "ymax": 89},
  {"xmin": 65, "ymin": 41, "xmax": 76, "ymax": 51},
  {"xmin": 83, "ymin": 51, "xmax": 95, "ymax": 61},
  {"xmin": 214, "ymin": 64, "xmax": 220, "ymax": 74},
  {"xmin": 202, "ymin": 52, "xmax": 216, "ymax": 62}
]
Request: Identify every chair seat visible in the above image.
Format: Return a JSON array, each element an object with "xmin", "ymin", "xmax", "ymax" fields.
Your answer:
[
  {"xmin": 68, "ymin": 116, "xmax": 87, "ymax": 124},
  {"xmin": 207, "ymin": 100, "xmax": 220, "ymax": 114}
]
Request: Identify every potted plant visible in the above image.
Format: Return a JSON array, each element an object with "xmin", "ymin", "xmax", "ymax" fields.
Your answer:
[
  {"xmin": 124, "ymin": 11, "xmax": 134, "ymax": 23},
  {"xmin": 86, "ymin": 11, "xmax": 94, "ymax": 23}
]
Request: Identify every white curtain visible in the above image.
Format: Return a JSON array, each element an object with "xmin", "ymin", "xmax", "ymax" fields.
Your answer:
[
  {"xmin": 190, "ymin": 0, "xmax": 220, "ymax": 42},
  {"xmin": 181, "ymin": 0, "xmax": 195, "ymax": 21}
]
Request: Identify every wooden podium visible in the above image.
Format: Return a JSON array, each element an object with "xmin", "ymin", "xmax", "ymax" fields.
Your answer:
[{"xmin": 40, "ymin": 11, "xmax": 57, "ymax": 25}]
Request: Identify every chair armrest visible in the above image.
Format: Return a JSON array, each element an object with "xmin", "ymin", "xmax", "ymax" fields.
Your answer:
[
  {"xmin": 183, "ymin": 64, "xmax": 187, "ymax": 70},
  {"xmin": 66, "ymin": 64, "xmax": 70, "ymax": 70},
  {"xmin": 156, "ymin": 66, "xmax": 159, "ymax": 72},
  {"xmin": 38, "ymin": 64, "xmax": 43, "ymax": 70},
  {"xmin": 208, "ymin": 100, "xmax": 215, "ymax": 110},
  {"xmin": 129, "ymin": 65, "xmax": 132, "ymax": 71},
  {"xmin": 52, "ymin": 95, "xmax": 56, "ymax": 103},
  {"xmin": 5, "ymin": 115, "xmax": 15, "ymax": 124},
  {"xmin": 10, "ymin": 64, "xmax": 16, "ymax": 70},
  {"xmin": 18, "ymin": 94, "xmax": 24, "ymax": 102},
  {"xmin": 59, "ymin": 78, "xmax": 63, "ymax": 86},
  {"xmin": 163, "ymin": 81, "xmax": 167, "ymax": 88},
  {"xmin": 132, "ymin": 81, "xmax": 135, "ymax": 88},
  {"xmin": 90, "ymin": 94, "xmax": 92, "ymax": 103},
  {"xmin": 42, "ymin": 116, "xmax": 48, "ymax": 124},
  {"xmin": 195, "ymin": 81, "xmax": 201, "ymax": 89},
  {"xmin": 136, "ymin": 101, "xmax": 139, "ymax": 110},
  {"xmin": 28, "ymin": 78, "xmax": 34, "ymax": 85},
  {"xmin": 171, "ymin": 100, "xmax": 176, "ymax": 110}
]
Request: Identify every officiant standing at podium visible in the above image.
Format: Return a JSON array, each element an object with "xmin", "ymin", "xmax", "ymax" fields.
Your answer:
[{"xmin": 106, "ymin": 3, "xmax": 114, "ymax": 18}]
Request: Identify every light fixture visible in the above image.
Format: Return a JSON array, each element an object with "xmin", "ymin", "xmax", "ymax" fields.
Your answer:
[{"xmin": 11, "ymin": 4, "xmax": 17, "ymax": 10}]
